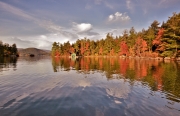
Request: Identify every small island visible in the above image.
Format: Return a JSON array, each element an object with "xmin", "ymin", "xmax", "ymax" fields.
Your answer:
[{"xmin": 0, "ymin": 41, "xmax": 18, "ymax": 57}]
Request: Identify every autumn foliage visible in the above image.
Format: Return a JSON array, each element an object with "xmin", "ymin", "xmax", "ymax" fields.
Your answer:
[
  {"xmin": 119, "ymin": 41, "xmax": 128, "ymax": 56},
  {"xmin": 52, "ymin": 13, "xmax": 180, "ymax": 58}
]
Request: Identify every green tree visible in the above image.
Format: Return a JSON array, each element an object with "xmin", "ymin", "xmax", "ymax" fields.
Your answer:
[
  {"xmin": 146, "ymin": 27, "xmax": 155, "ymax": 52},
  {"xmin": 161, "ymin": 13, "xmax": 180, "ymax": 57},
  {"xmin": 12, "ymin": 43, "xmax": 17, "ymax": 55}
]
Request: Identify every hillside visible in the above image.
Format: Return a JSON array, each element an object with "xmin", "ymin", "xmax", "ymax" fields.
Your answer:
[{"xmin": 18, "ymin": 48, "xmax": 51, "ymax": 57}]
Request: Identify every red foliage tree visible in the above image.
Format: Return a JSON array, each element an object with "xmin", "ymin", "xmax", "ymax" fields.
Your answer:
[
  {"xmin": 152, "ymin": 28, "xmax": 164, "ymax": 51},
  {"xmin": 134, "ymin": 37, "xmax": 148, "ymax": 56},
  {"xmin": 153, "ymin": 28, "xmax": 164, "ymax": 45},
  {"xmin": 142, "ymin": 40, "xmax": 148, "ymax": 53},
  {"xmin": 85, "ymin": 42, "xmax": 89, "ymax": 50},
  {"xmin": 120, "ymin": 41, "xmax": 129, "ymax": 56}
]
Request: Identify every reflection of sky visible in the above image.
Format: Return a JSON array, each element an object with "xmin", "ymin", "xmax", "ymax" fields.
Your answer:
[
  {"xmin": 105, "ymin": 81, "xmax": 130, "ymax": 99},
  {"xmin": 0, "ymin": 68, "xmax": 130, "ymax": 109}
]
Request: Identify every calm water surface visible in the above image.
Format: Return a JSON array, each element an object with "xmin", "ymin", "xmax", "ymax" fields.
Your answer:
[{"xmin": 0, "ymin": 56, "xmax": 180, "ymax": 116}]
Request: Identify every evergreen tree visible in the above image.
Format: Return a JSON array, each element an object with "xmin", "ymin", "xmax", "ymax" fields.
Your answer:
[{"xmin": 161, "ymin": 13, "xmax": 180, "ymax": 57}]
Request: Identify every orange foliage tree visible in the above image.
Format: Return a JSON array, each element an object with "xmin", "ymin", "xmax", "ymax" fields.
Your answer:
[
  {"xmin": 120, "ymin": 41, "xmax": 129, "ymax": 56},
  {"xmin": 152, "ymin": 28, "xmax": 164, "ymax": 52},
  {"xmin": 134, "ymin": 37, "xmax": 148, "ymax": 56}
]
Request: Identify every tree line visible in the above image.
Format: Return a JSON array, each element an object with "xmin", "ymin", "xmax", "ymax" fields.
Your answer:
[
  {"xmin": 52, "ymin": 12, "xmax": 180, "ymax": 58},
  {"xmin": 0, "ymin": 41, "xmax": 18, "ymax": 57}
]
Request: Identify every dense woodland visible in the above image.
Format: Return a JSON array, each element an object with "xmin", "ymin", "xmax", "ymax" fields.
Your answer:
[
  {"xmin": 0, "ymin": 41, "xmax": 18, "ymax": 57},
  {"xmin": 52, "ymin": 13, "xmax": 180, "ymax": 58}
]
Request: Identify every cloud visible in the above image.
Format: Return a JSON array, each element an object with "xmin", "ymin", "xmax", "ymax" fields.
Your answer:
[
  {"xmin": 0, "ymin": 1, "xmax": 36, "ymax": 21},
  {"xmin": 1, "ymin": 37, "xmax": 48, "ymax": 49},
  {"xmin": 72, "ymin": 22, "xmax": 99, "ymax": 36},
  {"xmin": 38, "ymin": 20, "xmax": 79, "ymax": 41},
  {"xmin": 0, "ymin": 32, "xmax": 79, "ymax": 50},
  {"xmin": 73, "ymin": 22, "xmax": 92, "ymax": 33},
  {"xmin": 108, "ymin": 12, "xmax": 130, "ymax": 23},
  {"xmin": 38, "ymin": 20, "xmax": 62, "ymax": 33},
  {"xmin": 0, "ymin": 1, "xmax": 78, "ymax": 39},
  {"xmin": 108, "ymin": 15, "xmax": 114, "ymax": 21},
  {"xmin": 0, "ymin": 1, "xmax": 80, "ymax": 49}
]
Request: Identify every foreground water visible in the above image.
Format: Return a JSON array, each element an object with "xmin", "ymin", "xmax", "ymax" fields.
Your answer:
[{"xmin": 0, "ymin": 56, "xmax": 180, "ymax": 116}]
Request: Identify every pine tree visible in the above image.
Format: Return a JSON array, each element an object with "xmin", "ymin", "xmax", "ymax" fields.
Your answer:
[{"xmin": 161, "ymin": 13, "xmax": 180, "ymax": 57}]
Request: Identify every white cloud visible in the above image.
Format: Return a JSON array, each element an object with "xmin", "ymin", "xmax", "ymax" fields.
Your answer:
[
  {"xmin": 115, "ymin": 12, "xmax": 122, "ymax": 17},
  {"xmin": 0, "ymin": 1, "xmax": 80, "ymax": 49},
  {"xmin": 73, "ymin": 22, "xmax": 93, "ymax": 33},
  {"xmin": 40, "ymin": 35, "xmax": 47, "ymax": 39},
  {"xmin": 108, "ymin": 12, "xmax": 130, "ymax": 22},
  {"xmin": 0, "ymin": 32, "xmax": 79, "ymax": 50},
  {"xmin": 72, "ymin": 22, "xmax": 99, "ymax": 36},
  {"xmin": 0, "ymin": 1, "xmax": 130, "ymax": 50},
  {"xmin": 108, "ymin": 15, "xmax": 114, "ymax": 21}
]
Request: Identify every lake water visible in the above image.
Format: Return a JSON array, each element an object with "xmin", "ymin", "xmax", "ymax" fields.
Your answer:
[{"xmin": 0, "ymin": 56, "xmax": 180, "ymax": 116}]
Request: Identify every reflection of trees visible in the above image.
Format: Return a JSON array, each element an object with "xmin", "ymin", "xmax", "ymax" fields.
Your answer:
[
  {"xmin": 51, "ymin": 57, "xmax": 180, "ymax": 102},
  {"xmin": 0, "ymin": 57, "xmax": 17, "ymax": 72},
  {"xmin": 161, "ymin": 62, "xmax": 180, "ymax": 101},
  {"xmin": 52, "ymin": 57, "xmax": 71, "ymax": 72}
]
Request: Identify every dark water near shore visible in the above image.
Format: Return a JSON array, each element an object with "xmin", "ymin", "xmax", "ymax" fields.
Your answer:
[{"xmin": 0, "ymin": 56, "xmax": 180, "ymax": 116}]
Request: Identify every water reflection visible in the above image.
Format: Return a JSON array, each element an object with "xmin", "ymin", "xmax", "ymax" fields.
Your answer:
[
  {"xmin": 52, "ymin": 57, "xmax": 180, "ymax": 102},
  {"xmin": 18, "ymin": 56, "xmax": 51, "ymax": 62},
  {"xmin": 0, "ymin": 57, "xmax": 180, "ymax": 116},
  {"xmin": 0, "ymin": 57, "xmax": 17, "ymax": 72}
]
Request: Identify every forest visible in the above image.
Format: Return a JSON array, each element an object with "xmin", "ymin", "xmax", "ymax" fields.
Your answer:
[
  {"xmin": 51, "ymin": 13, "xmax": 180, "ymax": 58},
  {"xmin": 0, "ymin": 41, "xmax": 18, "ymax": 57}
]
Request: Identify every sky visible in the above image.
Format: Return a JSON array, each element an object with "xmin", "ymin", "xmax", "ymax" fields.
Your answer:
[{"xmin": 0, "ymin": 0, "xmax": 180, "ymax": 50}]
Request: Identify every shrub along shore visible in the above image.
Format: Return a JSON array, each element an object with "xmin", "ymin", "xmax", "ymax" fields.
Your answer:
[{"xmin": 0, "ymin": 41, "xmax": 18, "ymax": 57}]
